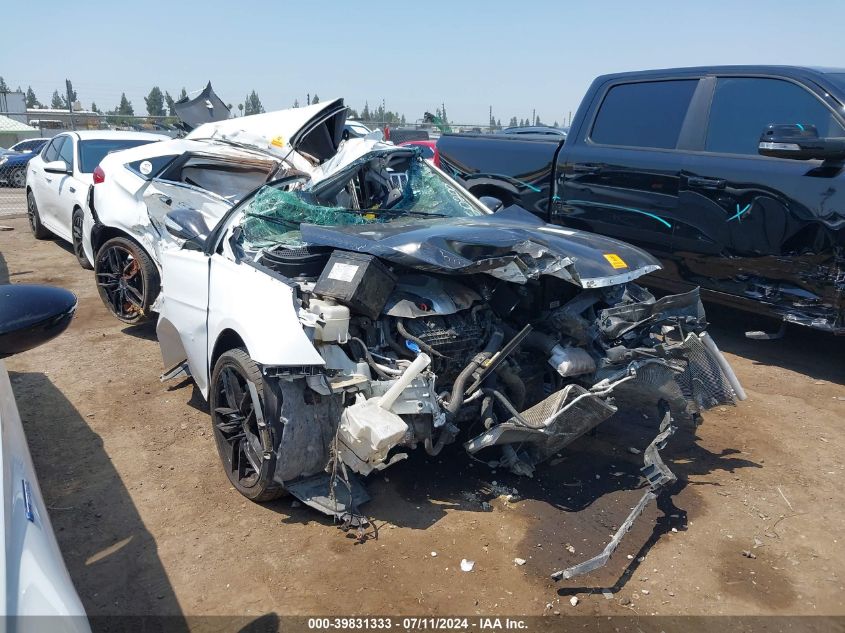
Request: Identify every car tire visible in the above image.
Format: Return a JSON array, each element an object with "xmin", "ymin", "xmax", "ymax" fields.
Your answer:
[
  {"xmin": 27, "ymin": 190, "xmax": 51, "ymax": 239},
  {"xmin": 94, "ymin": 236, "xmax": 160, "ymax": 324},
  {"xmin": 10, "ymin": 168, "xmax": 26, "ymax": 188},
  {"xmin": 209, "ymin": 348, "xmax": 286, "ymax": 502},
  {"xmin": 71, "ymin": 208, "xmax": 93, "ymax": 270}
]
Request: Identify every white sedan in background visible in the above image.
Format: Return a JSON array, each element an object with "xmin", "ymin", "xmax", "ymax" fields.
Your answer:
[{"xmin": 26, "ymin": 131, "xmax": 167, "ymax": 268}]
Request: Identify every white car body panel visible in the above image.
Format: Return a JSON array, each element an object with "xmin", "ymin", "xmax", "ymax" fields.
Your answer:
[
  {"xmin": 0, "ymin": 361, "xmax": 89, "ymax": 630},
  {"xmin": 157, "ymin": 248, "xmax": 325, "ymax": 397}
]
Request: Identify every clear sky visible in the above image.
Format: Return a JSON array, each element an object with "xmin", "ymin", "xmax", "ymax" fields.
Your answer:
[{"xmin": 2, "ymin": 0, "xmax": 843, "ymax": 125}]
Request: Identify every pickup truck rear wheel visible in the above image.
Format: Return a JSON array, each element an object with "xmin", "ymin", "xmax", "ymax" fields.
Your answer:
[
  {"xmin": 94, "ymin": 236, "xmax": 159, "ymax": 324},
  {"xmin": 209, "ymin": 348, "xmax": 286, "ymax": 502}
]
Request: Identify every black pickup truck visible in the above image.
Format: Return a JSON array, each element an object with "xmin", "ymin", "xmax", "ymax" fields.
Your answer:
[{"xmin": 438, "ymin": 66, "xmax": 845, "ymax": 335}]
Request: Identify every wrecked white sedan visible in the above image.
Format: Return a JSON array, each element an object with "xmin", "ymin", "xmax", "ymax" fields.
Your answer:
[
  {"xmin": 155, "ymin": 140, "xmax": 744, "ymax": 578},
  {"xmin": 86, "ymin": 99, "xmax": 352, "ymax": 323}
]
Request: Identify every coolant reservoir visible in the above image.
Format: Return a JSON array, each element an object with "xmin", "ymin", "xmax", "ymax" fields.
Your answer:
[{"xmin": 309, "ymin": 298, "xmax": 350, "ymax": 343}]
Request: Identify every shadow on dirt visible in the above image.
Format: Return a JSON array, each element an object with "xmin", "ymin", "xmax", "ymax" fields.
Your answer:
[
  {"xmin": 121, "ymin": 321, "xmax": 159, "ymax": 342},
  {"xmin": 257, "ymin": 405, "xmax": 759, "ymax": 595},
  {"xmin": 705, "ymin": 304, "xmax": 845, "ymax": 386},
  {"xmin": 10, "ymin": 371, "xmax": 190, "ymax": 631}
]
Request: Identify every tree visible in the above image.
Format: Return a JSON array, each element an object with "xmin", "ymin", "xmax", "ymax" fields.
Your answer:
[
  {"xmin": 553, "ymin": 120, "xmax": 559, "ymax": 128},
  {"xmin": 51, "ymin": 90, "xmax": 64, "ymax": 109},
  {"xmin": 440, "ymin": 102, "xmax": 449, "ymax": 125},
  {"xmin": 509, "ymin": 116, "xmax": 518, "ymax": 127},
  {"xmin": 178, "ymin": 87, "xmax": 188, "ymax": 101},
  {"xmin": 25, "ymin": 86, "xmax": 40, "ymax": 108},
  {"xmin": 0, "ymin": 77, "xmax": 8, "ymax": 93},
  {"xmin": 91, "ymin": 102, "xmax": 101, "ymax": 114},
  {"xmin": 117, "ymin": 93, "xmax": 134, "ymax": 116},
  {"xmin": 238, "ymin": 103, "xmax": 244, "ymax": 116},
  {"xmin": 164, "ymin": 91, "xmax": 176, "ymax": 116},
  {"xmin": 361, "ymin": 102, "xmax": 371, "ymax": 120},
  {"xmin": 293, "ymin": 99, "xmax": 300, "ymax": 108},
  {"xmin": 311, "ymin": 94, "xmax": 319, "ymax": 104},
  {"xmin": 346, "ymin": 107, "xmax": 359, "ymax": 119},
  {"xmin": 244, "ymin": 90, "xmax": 264, "ymax": 116},
  {"xmin": 144, "ymin": 86, "xmax": 165, "ymax": 116}
]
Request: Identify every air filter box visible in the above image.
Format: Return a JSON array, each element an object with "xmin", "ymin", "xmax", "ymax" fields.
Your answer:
[{"xmin": 314, "ymin": 251, "xmax": 397, "ymax": 319}]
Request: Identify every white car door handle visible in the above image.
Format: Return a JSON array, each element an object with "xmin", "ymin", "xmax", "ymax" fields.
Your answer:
[{"xmin": 69, "ymin": 186, "xmax": 76, "ymax": 193}]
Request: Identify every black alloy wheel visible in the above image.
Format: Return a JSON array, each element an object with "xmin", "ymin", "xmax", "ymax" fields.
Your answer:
[
  {"xmin": 94, "ymin": 237, "xmax": 158, "ymax": 324},
  {"xmin": 209, "ymin": 348, "xmax": 285, "ymax": 502}
]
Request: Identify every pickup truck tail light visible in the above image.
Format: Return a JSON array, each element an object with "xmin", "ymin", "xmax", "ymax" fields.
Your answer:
[{"xmin": 93, "ymin": 166, "xmax": 105, "ymax": 184}]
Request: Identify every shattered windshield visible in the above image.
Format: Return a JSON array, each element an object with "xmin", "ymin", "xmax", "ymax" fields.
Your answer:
[{"xmin": 239, "ymin": 150, "xmax": 485, "ymax": 249}]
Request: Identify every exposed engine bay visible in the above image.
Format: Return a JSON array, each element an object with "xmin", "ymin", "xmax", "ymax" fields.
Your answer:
[{"xmin": 217, "ymin": 146, "xmax": 745, "ymax": 578}]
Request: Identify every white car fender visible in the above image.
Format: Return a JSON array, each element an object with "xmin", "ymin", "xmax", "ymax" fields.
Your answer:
[{"xmin": 206, "ymin": 259, "xmax": 324, "ymax": 384}]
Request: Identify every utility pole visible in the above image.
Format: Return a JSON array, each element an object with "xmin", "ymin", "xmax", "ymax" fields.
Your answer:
[
  {"xmin": 532, "ymin": 108, "xmax": 536, "ymax": 126},
  {"xmin": 65, "ymin": 79, "xmax": 76, "ymax": 130}
]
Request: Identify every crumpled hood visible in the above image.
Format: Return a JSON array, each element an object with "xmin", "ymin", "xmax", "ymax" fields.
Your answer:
[{"xmin": 300, "ymin": 206, "xmax": 662, "ymax": 287}]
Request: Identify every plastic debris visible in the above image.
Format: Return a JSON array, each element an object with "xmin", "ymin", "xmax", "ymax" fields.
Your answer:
[
  {"xmin": 430, "ymin": 551, "xmax": 437, "ymax": 557},
  {"xmin": 741, "ymin": 550, "xmax": 757, "ymax": 559},
  {"xmin": 514, "ymin": 558, "xmax": 527, "ymax": 566},
  {"xmin": 460, "ymin": 559, "xmax": 475, "ymax": 572},
  {"xmin": 569, "ymin": 596, "xmax": 579, "ymax": 607}
]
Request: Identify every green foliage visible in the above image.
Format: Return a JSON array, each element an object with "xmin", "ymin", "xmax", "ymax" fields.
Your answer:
[
  {"xmin": 244, "ymin": 90, "xmax": 264, "ymax": 116},
  {"xmin": 164, "ymin": 91, "xmax": 176, "ymax": 116},
  {"xmin": 117, "ymin": 93, "xmax": 134, "ymax": 116},
  {"xmin": 311, "ymin": 94, "xmax": 319, "ymax": 104},
  {"xmin": 0, "ymin": 77, "xmax": 10, "ymax": 93},
  {"xmin": 51, "ymin": 90, "xmax": 64, "ymax": 109},
  {"xmin": 144, "ymin": 86, "xmax": 165, "ymax": 116},
  {"xmin": 25, "ymin": 86, "xmax": 40, "ymax": 108},
  {"xmin": 91, "ymin": 102, "xmax": 100, "ymax": 114}
]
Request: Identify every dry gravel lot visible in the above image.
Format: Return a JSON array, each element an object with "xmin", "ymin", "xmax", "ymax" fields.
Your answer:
[{"xmin": 1, "ymin": 214, "xmax": 843, "ymax": 629}]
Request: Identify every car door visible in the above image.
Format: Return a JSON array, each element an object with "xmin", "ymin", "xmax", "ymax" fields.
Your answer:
[
  {"xmin": 557, "ymin": 78, "xmax": 701, "ymax": 275},
  {"xmin": 50, "ymin": 135, "xmax": 82, "ymax": 240},
  {"xmin": 142, "ymin": 178, "xmax": 233, "ymax": 257},
  {"xmin": 673, "ymin": 75, "xmax": 845, "ymax": 313},
  {"xmin": 29, "ymin": 136, "xmax": 64, "ymax": 229},
  {"xmin": 156, "ymin": 247, "xmax": 211, "ymax": 392}
]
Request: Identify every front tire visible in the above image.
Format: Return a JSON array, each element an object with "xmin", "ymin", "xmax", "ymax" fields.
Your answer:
[
  {"xmin": 27, "ymin": 190, "xmax": 51, "ymax": 239},
  {"xmin": 209, "ymin": 348, "xmax": 286, "ymax": 502},
  {"xmin": 94, "ymin": 236, "xmax": 159, "ymax": 324},
  {"xmin": 72, "ymin": 208, "xmax": 93, "ymax": 270}
]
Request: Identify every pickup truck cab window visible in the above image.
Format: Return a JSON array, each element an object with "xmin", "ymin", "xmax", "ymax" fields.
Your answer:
[
  {"xmin": 705, "ymin": 77, "xmax": 845, "ymax": 155},
  {"xmin": 590, "ymin": 80, "xmax": 698, "ymax": 149}
]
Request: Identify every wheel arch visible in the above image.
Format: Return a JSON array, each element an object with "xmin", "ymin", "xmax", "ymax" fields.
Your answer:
[
  {"xmin": 91, "ymin": 225, "xmax": 140, "ymax": 257},
  {"xmin": 210, "ymin": 329, "xmax": 248, "ymax": 375}
]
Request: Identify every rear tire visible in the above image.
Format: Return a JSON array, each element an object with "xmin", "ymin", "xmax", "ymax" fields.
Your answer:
[
  {"xmin": 209, "ymin": 348, "xmax": 286, "ymax": 502},
  {"xmin": 72, "ymin": 208, "xmax": 93, "ymax": 270},
  {"xmin": 27, "ymin": 190, "xmax": 51, "ymax": 239},
  {"xmin": 94, "ymin": 236, "xmax": 159, "ymax": 324},
  {"xmin": 10, "ymin": 168, "xmax": 26, "ymax": 188}
]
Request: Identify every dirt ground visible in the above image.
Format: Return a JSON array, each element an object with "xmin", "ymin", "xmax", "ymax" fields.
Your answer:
[{"xmin": 2, "ymin": 214, "xmax": 844, "ymax": 624}]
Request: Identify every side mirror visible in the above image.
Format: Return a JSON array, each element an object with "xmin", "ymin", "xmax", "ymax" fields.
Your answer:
[
  {"xmin": 164, "ymin": 208, "xmax": 210, "ymax": 251},
  {"xmin": 44, "ymin": 160, "xmax": 71, "ymax": 174},
  {"xmin": 0, "ymin": 285, "xmax": 77, "ymax": 358},
  {"xmin": 478, "ymin": 195, "xmax": 504, "ymax": 212},
  {"xmin": 758, "ymin": 124, "xmax": 845, "ymax": 161}
]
